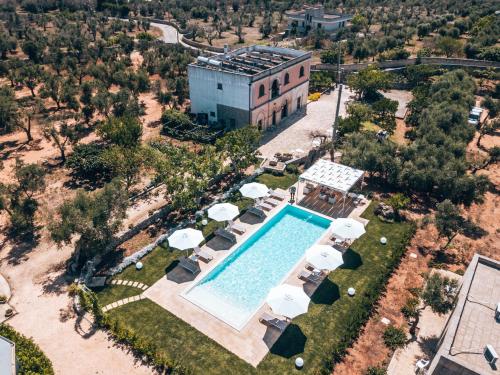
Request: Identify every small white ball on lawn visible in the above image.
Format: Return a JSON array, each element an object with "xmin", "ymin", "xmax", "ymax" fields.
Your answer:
[
  {"xmin": 348, "ymin": 287, "xmax": 356, "ymax": 296},
  {"xmin": 136, "ymin": 262, "xmax": 143, "ymax": 270},
  {"xmin": 295, "ymin": 357, "xmax": 304, "ymax": 369},
  {"xmin": 380, "ymin": 236, "xmax": 387, "ymax": 245},
  {"xmin": 201, "ymin": 219, "xmax": 208, "ymax": 226}
]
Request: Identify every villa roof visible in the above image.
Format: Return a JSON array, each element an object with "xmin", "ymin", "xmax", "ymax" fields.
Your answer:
[
  {"xmin": 190, "ymin": 45, "xmax": 311, "ymax": 77},
  {"xmin": 299, "ymin": 159, "xmax": 364, "ymax": 194},
  {"xmin": 0, "ymin": 335, "xmax": 16, "ymax": 375}
]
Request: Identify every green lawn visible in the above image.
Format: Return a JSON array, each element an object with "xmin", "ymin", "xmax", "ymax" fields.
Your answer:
[
  {"xmin": 256, "ymin": 171, "xmax": 298, "ymax": 190},
  {"xmin": 100, "ymin": 202, "xmax": 414, "ymax": 375},
  {"xmin": 94, "ymin": 285, "xmax": 142, "ymax": 307}
]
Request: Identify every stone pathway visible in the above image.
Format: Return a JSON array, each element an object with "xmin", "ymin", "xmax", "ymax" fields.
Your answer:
[
  {"xmin": 109, "ymin": 279, "xmax": 149, "ymax": 291},
  {"xmin": 101, "ymin": 279, "xmax": 150, "ymax": 312},
  {"xmin": 102, "ymin": 294, "xmax": 146, "ymax": 313}
]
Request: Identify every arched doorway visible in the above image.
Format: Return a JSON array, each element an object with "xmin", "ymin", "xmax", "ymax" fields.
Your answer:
[
  {"xmin": 257, "ymin": 120, "xmax": 263, "ymax": 131},
  {"xmin": 281, "ymin": 101, "xmax": 288, "ymax": 119},
  {"xmin": 272, "ymin": 110, "xmax": 276, "ymax": 126},
  {"xmin": 297, "ymin": 96, "xmax": 301, "ymax": 110}
]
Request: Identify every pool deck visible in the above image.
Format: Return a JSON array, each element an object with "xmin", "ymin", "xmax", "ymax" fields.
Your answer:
[{"xmin": 144, "ymin": 185, "xmax": 371, "ymax": 366}]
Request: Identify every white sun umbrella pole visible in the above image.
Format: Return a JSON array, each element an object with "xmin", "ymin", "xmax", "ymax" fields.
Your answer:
[
  {"xmin": 167, "ymin": 228, "xmax": 204, "ymax": 256},
  {"xmin": 207, "ymin": 203, "xmax": 239, "ymax": 226},
  {"xmin": 239, "ymin": 182, "xmax": 269, "ymax": 203},
  {"xmin": 305, "ymin": 245, "xmax": 344, "ymax": 272},
  {"xmin": 330, "ymin": 218, "xmax": 366, "ymax": 241},
  {"xmin": 266, "ymin": 284, "xmax": 310, "ymax": 320}
]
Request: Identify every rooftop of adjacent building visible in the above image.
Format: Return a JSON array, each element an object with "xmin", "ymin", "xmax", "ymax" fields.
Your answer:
[
  {"xmin": 0, "ymin": 335, "xmax": 16, "ymax": 375},
  {"xmin": 190, "ymin": 45, "xmax": 311, "ymax": 77},
  {"xmin": 433, "ymin": 254, "xmax": 500, "ymax": 375}
]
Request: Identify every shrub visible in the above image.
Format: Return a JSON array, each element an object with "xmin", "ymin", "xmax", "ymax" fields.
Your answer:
[
  {"xmin": 308, "ymin": 92, "xmax": 321, "ymax": 102},
  {"xmin": 0, "ymin": 324, "xmax": 54, "ymax": 374},
  {"xmin": 285, "ymin": 163, "xmax": 299, "ymax": 174},
  {"xmin": 365, "ymin": 366, "xmax": 388, "ymax": 375},
  {"xmin": 383, "ymin": 326, "xmax": 407, "ymax": 350}
]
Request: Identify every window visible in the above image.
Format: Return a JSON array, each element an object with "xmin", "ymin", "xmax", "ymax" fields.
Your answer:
[
  {"xmin": 271, "ymin": 79, "xmax": 279, "ymax": 99},
  {"xmin": 217, "ymin": 83, "xmax": 223, "ymax": 90},
  {"xmin": 284, "ymin": 73, "xmax": 290, "ymax": 85},
  {"xmin": 210, "ymin": 111, "xmax": 215, "ymax": 117},
  {"xmin": 299, "ymin": 66, "xmax": 305, "ymax": 78},
  {"xmin": 258, "ymin": 84, "xmax": 265, "ymax": 98},
  {"xmin": 317, "ymin": 23, "xmax": 322, "ymax": 29}
]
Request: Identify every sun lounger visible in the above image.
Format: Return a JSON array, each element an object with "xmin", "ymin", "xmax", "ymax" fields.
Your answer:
[
  {"xmin": 215, "ymin": 228, "xmax": 237, "ymax": 244},
  {"xmin": 229, "ymin": 222, "xmax": 246, "ymax": 235},
  {"xmin": 194, "ymin": 248, "xmax": 213, "ymax": 262},
  {"xmin": 298, "ymin": 270, "xmax": 322, "ymax": 285},
  {"xmin": 247, "ymin": 206, "xmax": 266, "ymax": 219},
  {"xmin": 258, "ymin": 202, "xmax": 274, "ymax": 211},
  {"xmin": 259, "ymin": 312, "xmax": 288, "ymax": 332},
  {"xmin": 264, "ymin": 197, "xmax": 281, "ymax": 207},
  {"xmin": 179, "ymin": 257, "xmax": 200, "ymax": 275},
  {"xmin": 269, "ymin": 189, "xmax": 287, "ymax": 200}
]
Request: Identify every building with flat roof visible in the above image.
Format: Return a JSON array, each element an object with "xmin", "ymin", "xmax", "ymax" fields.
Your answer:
[
  {"xmin": 285, "ymin": 5, "xmax": 352, "ymax": 36},
  {"xmin": 188, "ymin": 45, "xmax": 311, "ymax": 130},
  {"xmin": 428, "ymin": 254, "xmax": 500, "ymax": 375},
  {"xmin": 0, "ymin": 335, "xmax": 16, "ymax": 375}
]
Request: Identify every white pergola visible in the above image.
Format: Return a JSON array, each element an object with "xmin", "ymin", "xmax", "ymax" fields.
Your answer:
[{"xmin": 298, "ymin": 159, "xmax": 364, "ymax": 210}]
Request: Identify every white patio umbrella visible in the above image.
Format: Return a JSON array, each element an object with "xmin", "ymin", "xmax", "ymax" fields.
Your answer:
[
  {"xmin": 239, "ymin": 182, "xmax": 269, "ymax": 200},
  {"xmin": 207, "ymin": 203, "xmax": 239, "ymax": 223},
  {"xmin": 266, "ymin": 284, "xmax": 310, "ymax": 319},
  {"xmin": 306, "ymin": 245, "xmax": 344, "ymax": 272},
  {"xmin": 330, "ymin": 218, "xmax": 366, "ymax": 240},
  {"xmin": 167, "ymin": 228, "xmax": 204, "ymax": 251}
]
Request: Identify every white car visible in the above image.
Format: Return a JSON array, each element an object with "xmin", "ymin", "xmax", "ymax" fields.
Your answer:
[{"xmin": 468, "ymin": 107, "xmax": 483, "ymax": 126}]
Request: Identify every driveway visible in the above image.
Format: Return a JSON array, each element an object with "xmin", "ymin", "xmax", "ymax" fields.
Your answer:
[
  {"xmin": 151, "ymin": 22, "xmax": 179, "ymax": 44},
  {"xmin": 258, "ymin": 86, "xmax": 354, "ymax": 159}
]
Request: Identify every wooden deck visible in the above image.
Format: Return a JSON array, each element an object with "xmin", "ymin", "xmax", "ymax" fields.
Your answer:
[{"xmin": 297, "ymin": 186, "xmax": 357, "ymax": 218}]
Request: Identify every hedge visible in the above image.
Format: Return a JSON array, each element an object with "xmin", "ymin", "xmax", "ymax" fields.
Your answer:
[{"xmin": 0, "ymin": 324, "xmax": 54, "ymax": 375}]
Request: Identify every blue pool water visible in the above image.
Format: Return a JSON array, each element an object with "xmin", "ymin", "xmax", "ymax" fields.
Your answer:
[{"xmin": 183, "ymin": 205, "xmax": 331, "ymax": 330}]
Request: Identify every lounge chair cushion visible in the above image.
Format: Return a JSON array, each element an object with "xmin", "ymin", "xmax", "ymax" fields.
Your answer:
[{"xmin": 230, "ymin": 222, "xmax": 246, "ymax": 235}]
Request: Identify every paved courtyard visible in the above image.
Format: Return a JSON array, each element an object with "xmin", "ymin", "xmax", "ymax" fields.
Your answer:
[{"xmin": 258, "ymin": 87, "xmax": 354, "ymax": 159}]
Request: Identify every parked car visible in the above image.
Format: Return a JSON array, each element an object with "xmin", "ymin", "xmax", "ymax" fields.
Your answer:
[{"xmin": 468, "ymin": 106, "xmax": 483, "ymax": 126}]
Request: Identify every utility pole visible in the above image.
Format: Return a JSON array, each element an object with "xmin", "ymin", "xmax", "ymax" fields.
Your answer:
[{"xmin": 330, "ymin": 42, "xmax": 343, "ymax": 161}]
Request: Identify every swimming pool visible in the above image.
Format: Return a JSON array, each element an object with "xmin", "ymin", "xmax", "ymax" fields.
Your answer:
[{"xmin": 183, "ymin": 205, "xmax": 331, "ymax": 330}]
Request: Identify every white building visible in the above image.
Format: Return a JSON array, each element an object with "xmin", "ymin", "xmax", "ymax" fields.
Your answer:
[
  {"xmin": 0, "ymin": 335, "xmax": 16, "ymax": 375},
  {"xmin": 285, "ymin": 5, "xmax": 352, "ymax": 36},
  {"xmin": 188, "ymin": 45, "xmax": 312, "ymax": 130}
]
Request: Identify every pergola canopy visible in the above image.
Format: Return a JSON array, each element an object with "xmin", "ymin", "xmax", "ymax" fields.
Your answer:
[{"xmin": 299, "ymin": 159, "xmax": 364, "ymax": 195}]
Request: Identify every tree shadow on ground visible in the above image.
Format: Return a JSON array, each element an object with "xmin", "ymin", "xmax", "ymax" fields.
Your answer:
[
  {"xmin": 309, "ymin": 279, "xmax": 340, "ymax": 305},
  {"xmin": 166, "ymin": 260, "xmax": 199, "ymax": 283},
  {"xmin": 41, "ymin": 261, "xmax": 71, "ymax": 296},
  {"xmin": 5, "ymin": 235, "xmax": 40, "ymax": 265},
  {"xmin": 269, "ymin": 324, "xmax": 307, "ymax": 358},
  {"xmin": 419, "ymin": 335, "xmax": 440, "ymax": 358},
  {"xmin": 340, "ymin": 248, "xmax": 363, "ymax": 270},
  {"xmin": 461, "ymin": 219, "xmax": 488, "ymax": 240}
]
